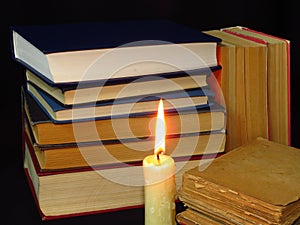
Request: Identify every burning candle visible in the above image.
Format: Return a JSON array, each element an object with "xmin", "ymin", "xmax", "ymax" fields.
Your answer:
[{"xmin": 143, "ymin": 99, "xmax": 176, "ymax": 225}]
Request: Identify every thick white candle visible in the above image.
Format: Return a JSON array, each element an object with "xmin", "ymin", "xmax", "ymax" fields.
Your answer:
[
  {"xmin": 143, "ymin": 154, "xmax": 176, "ymax": 225},
  {"xmin": 143, "ymin": 99, "xmax": 176, "ymax": 225}
]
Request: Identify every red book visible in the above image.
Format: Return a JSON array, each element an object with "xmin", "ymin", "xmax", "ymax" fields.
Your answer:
[
  {"xmin": 23, "ymin": 127, "xmax": 221, "ymax": 220},
  {"xmin": 221, "ymin": 26, "xmax": 291, "ymax": 146},
  {"xmin": 23, "ymin": 132, "xmax": 143, "ymax": 220}
]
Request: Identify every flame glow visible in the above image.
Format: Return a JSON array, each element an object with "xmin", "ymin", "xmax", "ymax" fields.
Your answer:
[{"xmin": 154, "ymin": 99, "xmax": 166, "ymax": 156}]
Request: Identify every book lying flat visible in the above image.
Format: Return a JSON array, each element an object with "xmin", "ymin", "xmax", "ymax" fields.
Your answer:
[
  {"xmin": 176, "ymin": 208, "xmax": 224, "ymax": 225},
  {"xmin": 22, "ymin": 87, "xmax": 226, "ymax": 145},
  {"xmin": 26, "ymin": 82, "xmax": 215, "ymax": 122},
  {"xmin": 177, "ymin": 138, "xmax": 300, "ymax": 225},
  {"xmin": 176, "ymin": 208, "xmax": 300, "ymax": 225},
  {"xmin": 11, "ymin": 19, "xmax": 221, "ymax": 84},
  {"xmin": 24, "ymin": 115, "xmax": 226, "ymax": 171},
  {"xmin": 23, "ymin": 133, "xmax": 220, "ymax": 220},
  {"xmin": 25, "ymin": 67, "xmax": 220, "ymax": 105}
]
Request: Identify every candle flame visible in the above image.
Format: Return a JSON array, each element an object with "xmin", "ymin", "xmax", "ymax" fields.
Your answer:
[{"xmin": 154, "ymin": 99, "xmax": 165, "ymax": 157}]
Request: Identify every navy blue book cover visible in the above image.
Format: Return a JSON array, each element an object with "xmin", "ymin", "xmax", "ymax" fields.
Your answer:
[
  {"xmin": 28, "ymin": 65, "xmax": 222, "ymax": 89},
  {"xmin": 11, "ymin": 20, "xmax": 221, "ymax": 54},
  {"xmin": 11, "ymin": 19, "xmax": 222, "ymax": 86},
  {"xmin": 24, "ymin": 85, "xmax": 218, "ymax": 124}
]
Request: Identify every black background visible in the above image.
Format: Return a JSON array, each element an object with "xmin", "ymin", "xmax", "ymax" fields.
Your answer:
[{"xmin": 1, "ymin": 0, "xmax": 299, "ymax": 224}]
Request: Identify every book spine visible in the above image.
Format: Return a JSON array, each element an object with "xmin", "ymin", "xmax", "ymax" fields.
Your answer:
[{"xmin": 286, "ymin": 40, "xmax": 291, "ymax": 146}]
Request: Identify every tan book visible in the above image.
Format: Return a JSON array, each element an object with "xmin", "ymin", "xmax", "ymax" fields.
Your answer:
[
  {"xmin": 176, "ymin": 207, "xmax": 235, "ymax": 225},
  {"xmin": 176, "ymin": 208, "xmax": 300, "ymax": 225},
  {"xmin": 24, "ymin": 114, "xmax": 225, "ymax": 171},
  {"xmin": 23, "ymin": 87, "xmax": 225, "ymax": 145},
  {"xmin": 210, "ymin": 41, "xmax": 238, "ymax": 151},
  {"xmin": 204, "ymin": 30, "xmax": 268, "ymax": 151},
  {"xmin": 221, "ymin": 26, "xmax": 291, "ymax": 146},
  {"xmin": 178, "ymin": 138, "xmax": 300, "ymax": 225}
]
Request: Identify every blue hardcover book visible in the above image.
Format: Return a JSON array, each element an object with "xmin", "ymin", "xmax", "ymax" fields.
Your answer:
[
  {"xmin": 22, "ymin": 86, "xmax": 226, "ymax": 145},
  {"xmin": 11, "ymin": 19, "xmax": 221, "ymax": 85},
  {"xmin": 26, "ymin": 82, "xmax": 215, "ymax": 123},
  {"xmin": 25, "ymin": 66, "xmax": 221, "ymax": 105}
]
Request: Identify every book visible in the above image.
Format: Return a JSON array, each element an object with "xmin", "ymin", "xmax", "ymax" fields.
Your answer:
[
  {"xmin": 24, "ymin": 115, "xmax": 226, "ymax": 171},
  {"xmin": 204, "ymin": 29, "xmax": 268, "ymax": 151},
  {"xmin": 177, "ymin": 137, "xmax": 300, "ymax": 225},
  {"xmin": 176, "ymin": 207, "xmax": 224, "ymax": 225},
  {"xmin": 220, "ymin": 26, "xmax": 291, "ymax": 146},
  {"xmin": 23, "ymin": 87, "xmax": 226, "ymax": 145},
  {"xmin": 25, "ymin": 67, "xmax": 221, "ymax": 105},
  {"xmin": 177, "ymin": 208, "xmax": 300, "ymax": 225},
  {"xmin": 208, "ymin": 41, "xmax": 237, "ymax": 151},
  {"xmin": 11, "ymin": 20, "xmax": 221, "ymax": 84},
  {"xmin": 23, "ymin": 132, "xmax": 219, "ymax": 220},
  {"xmin": 26, "ymin": 81, "xmax": 215, "ymax": 122},
  {"xmin": 176, "ymin": 208, "xmax": 300, "ymax": 225}
]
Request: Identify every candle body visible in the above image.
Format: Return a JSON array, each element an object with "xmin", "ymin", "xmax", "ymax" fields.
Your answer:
[{"xmin": 143, "ymin": 155, "xmax": 176, "ymax": 225}]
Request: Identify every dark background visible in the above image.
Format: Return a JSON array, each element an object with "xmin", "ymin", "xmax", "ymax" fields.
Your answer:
[{"xmin": 1, "ymin": 0, "xmax": 299, "ymax": 224}]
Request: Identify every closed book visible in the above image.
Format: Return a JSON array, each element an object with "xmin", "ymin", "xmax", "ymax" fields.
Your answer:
[
  {"xmin": 211, "ymin": 41, "xmax": 237, "ymax": 151},
  {"xmin": 11, "ymin": 20, "xmax": 221, "ymax": 85},
  {"xmin": 22, "ymin": 87, "xmax": 226, "ymax": 145},
  {"xmin": 176, "ymin": 208, "xmax": 224, "ymax": 225},
  {"xmin": 24, "ymin": 114, "xmax": 225, "ymax": 171},
  {"xmin": 25, "ymin": 67, "xmax": 221, "ymax": 105},
  {"xmin": 23, "ymin": 129, "xmax": 219, "ymax": 220},
  {"xmin": 204, "ymin": 30, "xmax": 268, "ymax": 151},
  {"xmin": 220, "ymin": 26, "xmax": 291, "ymax": 146},
  {"xmin": 26, "ymin": 81, "xmax": 215, "ymax": 122},
  {"xmin": 177, "ymin": 138, "xmax": 300, "ymax": 225}
]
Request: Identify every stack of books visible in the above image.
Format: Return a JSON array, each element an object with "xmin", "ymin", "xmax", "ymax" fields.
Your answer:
[
  {"xmin": 11, "ymin": 20, "xmax": 226, "ymax": 220},
  {"xmin": 204, "ymin": 27, "xmax": 290, "ymax": 151},
  {"xmin": 177, "ymin": 137, "xmax": 300, "ymax": 225}
]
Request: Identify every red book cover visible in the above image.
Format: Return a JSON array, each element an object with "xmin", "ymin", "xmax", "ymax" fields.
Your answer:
[
  {"xmin": 24, "ymin": 167, "xmax": 144, "ymax": 221},
  {"xmin": 23, "ymin": 133, "xmax": 145, "ymax": 220},
  {"xmin": 23, "ymin": 129, "xmax": 223, "ymax": 221}
]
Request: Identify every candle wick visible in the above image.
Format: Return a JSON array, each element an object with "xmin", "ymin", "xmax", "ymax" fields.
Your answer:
[{"xmin": 156, "ymin": 148, "xmax": 164, "ymax": 162}]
